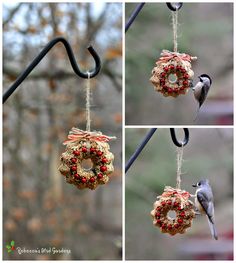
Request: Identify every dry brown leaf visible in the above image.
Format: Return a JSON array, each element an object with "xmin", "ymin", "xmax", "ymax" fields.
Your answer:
[
  {"xmin": 11, "ymin": 207, "xmax": 27, "ymax": 221},
  {"xmin": 113, "ymin": 113, "xmax": 122, "ymax": 124},
  {"xmin": 49, "ymin": 234, "xmax": 63, "ymax": 247},
  {"xmin": 28, "ymin": 26, "xmax": 37, "ymax": 34},
  {"xmin": 5, "ymin": 219, "xmax": 17, "ymax": 232},
  {"xmin": 18, "ymin": 190, "xmax": 36, "ymax": 200},
  {"xmin": 105, "ymin": 45, "xmax": 122, "ymax": 60},
  {"xmin": 27, "ymin": 217, "xmax": 42, "ymax": 232},
  {"xmin": 3, "ymin": 178, "xmax": 11, "ymax": 190}
]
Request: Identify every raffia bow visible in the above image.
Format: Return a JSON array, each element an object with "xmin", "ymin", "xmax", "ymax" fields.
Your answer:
[
  {"xmin": 157, "ymin": 186, "xmax": 192, "ymax": 208},
  {"xmin": 158, "ymin": 50, "xmax": 197, "ymax": 63},
  {"xmin": 63, "ymin": 127, "xmax": 116, "ymax": 145}
]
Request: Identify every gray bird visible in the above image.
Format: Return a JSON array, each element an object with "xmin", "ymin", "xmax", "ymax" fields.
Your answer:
[
  {"xmin": 192, "ymin": 74, "xmax": 212, "ymax": 120},
  {"xmin": 192, "ymin": 179, "xmax": 218, "ymax": 240}
]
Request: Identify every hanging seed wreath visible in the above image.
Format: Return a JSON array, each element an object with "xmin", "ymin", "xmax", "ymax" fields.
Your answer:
[
  {"xmin": 150, "ymin": 186, "xmax": 195, "ymax": 235},
  {"xmin": 150, "ymin": 50, "xmax": 197, "ymax": 97},
  {"xmin": 58, "ymin": 128, "xmax": 116, "ymax": 190}
]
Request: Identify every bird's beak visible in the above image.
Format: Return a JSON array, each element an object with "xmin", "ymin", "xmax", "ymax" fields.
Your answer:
[
  {"xmin": 198, "ymin": 76, "xmax": 202, "ymax": 81},
  {"xmin": 192, "ymin": 183, "xmax": 197, "ymax": 187}
]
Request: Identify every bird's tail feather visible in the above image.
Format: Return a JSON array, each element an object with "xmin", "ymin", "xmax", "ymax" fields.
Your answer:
[
  {"xmin": 207, "ymin": 217, "xmax": 218, "ymax": 240},
  {"xmin": 194, "ymin": 107, "xmax": 200, "ymax": 122}
]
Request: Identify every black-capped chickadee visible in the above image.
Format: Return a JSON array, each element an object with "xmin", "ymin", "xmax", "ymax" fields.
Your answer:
[
  {"xmin": 192, "ymin": 179, "xmax": 218, "ymax": 240},
  {"xmin": 192, "ymin": 74, "xmax": 212, "ymax": 120}
]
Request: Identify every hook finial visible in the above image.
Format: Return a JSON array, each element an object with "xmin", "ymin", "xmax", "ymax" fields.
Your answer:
[
  {"xmin": 166, "ymin": 3, "xmax": 183, "ymax": 11},
  {"xmin": 170, "ymin": 128, "xmax": 189, "ymax": 147},
  {"xmin": 3, "ymin": 37, "xmax": 101, "ymax": 103}
]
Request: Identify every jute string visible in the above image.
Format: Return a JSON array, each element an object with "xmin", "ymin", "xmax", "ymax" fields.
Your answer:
[
  {"xmin": 85, "ymin": 72, "xmax": 91, "ymax": 132},
  {"xmin": 172, "ymin": 10, "xmax": 178, "ymax": 52},
  {"xmin": 176, "ymin": 144, "xmax": 183, "ymax": 189}
]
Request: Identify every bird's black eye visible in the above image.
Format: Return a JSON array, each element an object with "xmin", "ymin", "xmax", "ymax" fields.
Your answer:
[{"xmin": 198, "ymin": 182, "xmax": 201, "ymax": 186}]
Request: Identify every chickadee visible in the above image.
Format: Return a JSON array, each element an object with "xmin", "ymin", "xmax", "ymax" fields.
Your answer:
[
  {"xmin": 192, "ymin": 179, "xmax": 218, "ymax": 240},
  {"xmin": 192, "ymin": 74, "xmax": 212, "ymax": 119}
]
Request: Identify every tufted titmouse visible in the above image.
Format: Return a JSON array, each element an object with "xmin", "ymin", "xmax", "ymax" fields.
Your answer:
[
  {"xmin": 192, "ymin": 74, "xmax": 212, "ymax": 120},
  {"xmin": 192, "ymin": 179, "xmax": 218, "ymax": 240}
]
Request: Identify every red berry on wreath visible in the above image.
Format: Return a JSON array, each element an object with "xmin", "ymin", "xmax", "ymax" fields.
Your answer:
[
  {"xmin": 163, "ymin": 85, "xmax": 168, "ymax": 91},
  {"xmin": 167, "ymin": 201, "xmax": 172, "ymax": 206},
  {"xmin": 71, "ymin": 158, "xmax": 77, "ymax": 163},
  {"xmin": 178, "ymin": 206, "xmax": 182, "ymax": 211},
  {"xmin": 73, "ymin": 150, "xmax": 80, "ymax": 156},
  {"xmin": 100, "ymin": 166, "xmax": 107, "ymax": 172},
  {"xmin": 81, "ymin": 178, "xmax": 87, "ymax": 184},
  {"xmin": 178, "ymin": 218, "xmax": 183, "ymax": 224},
  {"xmin": 161, "ymin": 201, "xmax": 166, "ymax": 206},
  {"xmin": 90, "ymin": 147, "xmax": 96, "ymax": 153},
  {"xmin": 168, "ymin": 88, "xmax": 173, "ymax": 93},
  {"xmin": 71, "ymin": 166, "xmax": 77, "ymax": 171},
  {"xmin": 183, "ymin": 73, "xmax": 189, "ymax": 79},
  {"xmin": 180, "ymin": 212, "xmax": 185, "ymax": 217},
  {"xmin": 183, "ymin": 80, "xmax": 188, "ymax": 86},
  {"xmin": 162, "ymin": 224, "xmax": 167, "ymax": 229},
  {"xmin": 168, "ymin": 224, "xmax": 172, "ymax": 230},
  {"xmin": 97, "ymin": 151, "xmax": 103, "ymax": 156},
  {"xmin": 89, "ymin": 177, "xmax": 95, "ymax": 183},
  {"xmin": 169, "ymin": 64, "xmax": 175, "ymax": 70},
  {"xmin": 156, "ymin": 212, "xmax": 161, "ymax": 218},
  {"xmin": 174, "ymin": 223, "xmax": 179, "ymax": 228},
  {"xmin": 82, "ymin": 147, "xmax": 87, "ymax": 153},
  {"xmin": 101, "ymin": 158, "xmax": 108, "ymax": 164},
  {"xmin": 164, "ymin": 67, "xmax": 169, "ymax": 72},
  {"xmin": 74, "ymin": 173, "xmax": 79, "ymax": 179},
  {"xmin": 97, "ymin": 173, "xmax": 103, "ymax": 179},
  {"xmin": 161, "ymin": 72, "xmax": 166, "ymax": 77},
  {"xmin": 174, "ymin": 202, "xmax": 179, "ymax": 207}
]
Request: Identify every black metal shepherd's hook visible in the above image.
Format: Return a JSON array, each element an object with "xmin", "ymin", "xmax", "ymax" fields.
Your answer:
[
  {"xmin": 125, "ymin": 2, "xmax": 183, "ymax": 33},
  {"xmin": 3, "ymin": 37, "xmax": 101, "ymax": 103},
  {"xmin": 166, "ymin": 3, "xmax": 183, "ymax": 11},
  {"xmin": 125, "ymin": 128, "xmax": 189, "ymax": 173},
  {"xmin": 170, "ymin": 128, "xmax": 189, "ymax": 147}
]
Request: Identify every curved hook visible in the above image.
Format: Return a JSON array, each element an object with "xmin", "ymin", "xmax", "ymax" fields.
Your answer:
[
  {"xmin": 166, "ymin": 3, "xmax": 183, "ymax": 11},
  {"xmin": 170, "ymin": 128, "xmax": 189, "ymax": 147},
  {"xmin": 3, "ymin": 37, "xmax": 101, "ymax": 103}
]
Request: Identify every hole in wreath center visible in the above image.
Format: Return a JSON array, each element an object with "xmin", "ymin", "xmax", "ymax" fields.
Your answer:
[
  {"xmin": 81, "ymin": 159, "xmax": 93, "ymax": 171},
  {"xmin": 167, "ymin": 210, "xmax": 177, "ymax": 220},
  {"xmin": 168, "ymin": 73, "xmax": 178, "ymax": 84}
]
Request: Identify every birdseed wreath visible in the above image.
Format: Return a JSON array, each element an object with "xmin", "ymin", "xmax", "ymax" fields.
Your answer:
[
  {"xmin": 150, "ymin": 50, "xmax": 197, "ymax": 97},
  {"xmin": 58, "ymin": 128, "xmax": 115, "ymax": 190},
  {"xmin": 150, "ymin": 186, "xmax": 195, "ymax": 235}
]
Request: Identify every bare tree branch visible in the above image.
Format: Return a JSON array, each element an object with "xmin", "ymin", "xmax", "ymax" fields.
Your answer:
[
  {"xmin": 3, "ymin": 3, "xmax": 23, "ymax": 28},
  {"xmin": 3, "ymin": 65, "xmax": 76, "ymax": 80}
]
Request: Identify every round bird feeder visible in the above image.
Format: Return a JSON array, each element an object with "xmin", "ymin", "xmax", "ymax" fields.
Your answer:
[
  {"xmin": 150, "ymin": 50, "xmax": 197, "ymax": 97},
  {"xmin": 150, "ymin": 186, "xmax": 195, "ymax": 235},
  {"xmin": 59, "ymin": 128, "xmax": 115, "ymax": 190}
]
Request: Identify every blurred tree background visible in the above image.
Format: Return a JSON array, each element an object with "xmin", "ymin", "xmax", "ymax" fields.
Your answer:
[
  {"xmin": 125, "ymin": 128, "xmax": 233, "ymax": 260},
  {"xmin": 125, "ymin": 3, "xmax": 233, "ymax": 125},
  {"xmin": 3, "ymin": 3, "xmax": 122, "ymax": 260}
]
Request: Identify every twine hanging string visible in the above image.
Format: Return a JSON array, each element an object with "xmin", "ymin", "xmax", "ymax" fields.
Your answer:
[
  {"xmin": 172, "ymin": 10, "xmax": 178, "ymax": 53},
  {"xmin": 85, "ymin": 72, "xmax": 91, "ymax": 132},
  {"xmin": 176, "ymin": 144, "xmax": 184, "ymax": 189},
  {"xmin": 63, "ymin": 71, "xmax": 117, "ymax": 146}
]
